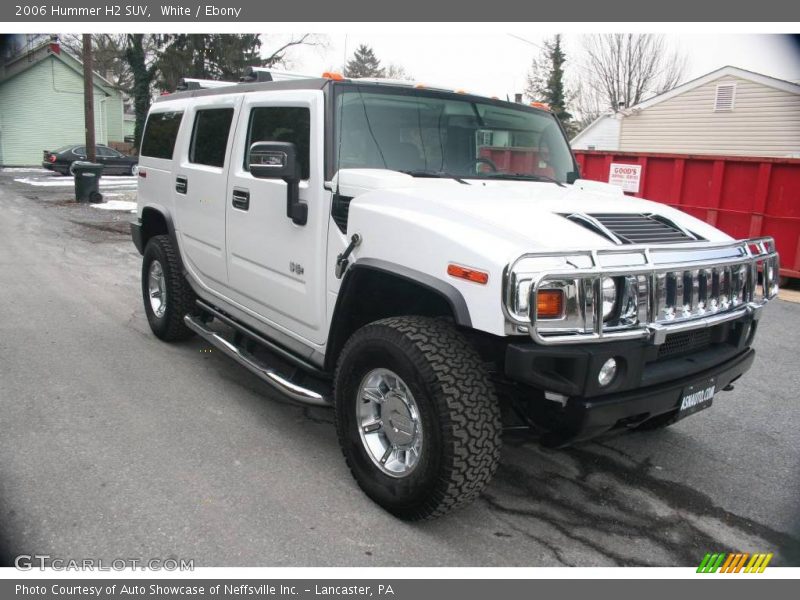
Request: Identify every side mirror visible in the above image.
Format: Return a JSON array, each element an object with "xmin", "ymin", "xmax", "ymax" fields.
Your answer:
[{"xmin": 249, "ymin": 141, "xmax": 307, "ymax": 225}]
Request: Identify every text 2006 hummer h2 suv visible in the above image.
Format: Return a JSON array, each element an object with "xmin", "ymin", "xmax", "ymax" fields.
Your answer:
[{"xmin": 131, "ymin": 70, "xmax": 779, "ymax": 520}]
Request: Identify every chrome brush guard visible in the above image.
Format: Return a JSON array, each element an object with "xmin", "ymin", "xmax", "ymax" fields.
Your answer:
[{"xmin": 504, "ymin": 237, "xmax": 779, "ymax": 345}]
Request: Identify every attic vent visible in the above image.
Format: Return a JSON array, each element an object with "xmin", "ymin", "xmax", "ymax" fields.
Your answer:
[{"xmin": 714, "ymin": 83, "xmax": 736, "ymax": 111}]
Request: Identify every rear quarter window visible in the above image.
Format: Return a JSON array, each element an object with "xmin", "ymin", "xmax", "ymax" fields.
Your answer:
[{"xmin": 141, "ymin": 111, "xmax": 184, "ymax": 159}]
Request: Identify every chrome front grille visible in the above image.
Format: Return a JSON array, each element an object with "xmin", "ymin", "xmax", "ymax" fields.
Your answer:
[
  {"xmin": 504, "ymin": 237, "xmax": 779, "ymax": 345},
  {"xmin": 654, "ymin": 264, "xmax": 750, "ymax": 323}
]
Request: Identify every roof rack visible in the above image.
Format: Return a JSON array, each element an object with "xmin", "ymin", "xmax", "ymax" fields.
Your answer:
[
  {"xmin": 176, "ymin": 78, "xmax": 237, "ymax": 91},
  {"xmin": 240, "ymin": 67, "xmax": 319, "ymax": 83}
]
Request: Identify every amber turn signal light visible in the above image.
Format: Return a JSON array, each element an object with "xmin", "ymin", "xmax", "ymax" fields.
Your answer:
[
  {"xmin": 537, "ymin": 289, "xmax": 564, "ymax": 318},
  {"xmin": 447, "ymin": 264, "xmax": 489, "ymax": 285}
]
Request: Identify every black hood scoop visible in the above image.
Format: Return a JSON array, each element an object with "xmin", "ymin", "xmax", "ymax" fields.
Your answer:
[{"xmin": 562, "ymin": 212, "xmax": 703, "ymax": 245}]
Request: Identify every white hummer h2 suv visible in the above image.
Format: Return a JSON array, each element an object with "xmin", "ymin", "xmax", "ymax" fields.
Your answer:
[{"xmin": 131, "ymin": 72, "xmax": 779, "ymax": 520}]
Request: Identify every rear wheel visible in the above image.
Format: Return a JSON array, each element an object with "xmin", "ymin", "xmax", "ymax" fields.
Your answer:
[
  {"xmin": 334, "ymin": 316, "xmax": 502, "ymax": 520},
  {"xmin": 141, "ymin": 235, "xmax": 196, "ymax": 341}
]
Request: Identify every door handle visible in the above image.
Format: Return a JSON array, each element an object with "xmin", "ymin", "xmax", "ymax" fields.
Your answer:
[
  {"xmin": 175, "ymin": 176, "xmax": 188, "ymax": 194},
  {"xmin": 232, "ymin": 189, "xmax": 250, "ymax": 211}
]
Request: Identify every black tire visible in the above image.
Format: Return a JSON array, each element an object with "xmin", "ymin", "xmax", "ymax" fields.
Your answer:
[
  {"xmin": 334, "ymin": 316, "xmax": 502, "ymax": 520},
  {"xmin": 141, "ymin": 234, "xmax": 196, "ymax": 341}
]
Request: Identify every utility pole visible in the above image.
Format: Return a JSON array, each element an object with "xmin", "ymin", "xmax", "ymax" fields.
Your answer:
[{"xmin": 82, "ymin": 34, "xmax": 96, "ymax": 162}]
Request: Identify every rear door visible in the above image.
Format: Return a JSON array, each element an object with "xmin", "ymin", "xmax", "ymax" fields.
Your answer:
[
  {"xmin": 224, "ymin": 90, "xmax": 328, "ymax": 345},
  {"xmin": 172, "ymin": 94, "xmax": 241, "ymax": 288}
]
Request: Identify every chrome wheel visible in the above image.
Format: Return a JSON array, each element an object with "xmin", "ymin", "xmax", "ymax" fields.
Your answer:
[
  {"xmin": 148, "ymin": 259, "xmax": 167, "ymax": 318},
  {"xmin": 357, "ymin": 368, "xmax": 423, "ymax": 478}
]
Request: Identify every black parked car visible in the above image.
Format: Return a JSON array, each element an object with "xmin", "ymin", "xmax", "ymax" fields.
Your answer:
[{"xmin": 42, "ymin": 144, "xmax": 138, "ymax": 176}]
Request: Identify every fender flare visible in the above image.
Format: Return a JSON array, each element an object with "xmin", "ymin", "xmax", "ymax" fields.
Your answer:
[
  {"xmin": 324, "ymin": 258, "xmax": 473, "ymax": 371},
  {"xmin": 346, "ymin": 258, "xmax": 472, "ymax": 327},
  {"xmin": 132, "ymin": 205, "xmax": 184, "ymax": 273}
]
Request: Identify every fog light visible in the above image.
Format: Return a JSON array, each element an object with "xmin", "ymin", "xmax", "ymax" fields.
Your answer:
[{"xmin": 598, "ymin": 358, "xmax": 618, "ymax": 387}]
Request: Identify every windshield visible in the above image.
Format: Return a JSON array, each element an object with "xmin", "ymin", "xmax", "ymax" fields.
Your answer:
[{"xmin": 333, "ymin": 86, "xmax": 577, "ymax": 183}]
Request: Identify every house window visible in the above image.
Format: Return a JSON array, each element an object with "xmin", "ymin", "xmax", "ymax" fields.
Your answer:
[{"xmin": 714, "ymin": 83, "xmax": 736, "ymax": 112}]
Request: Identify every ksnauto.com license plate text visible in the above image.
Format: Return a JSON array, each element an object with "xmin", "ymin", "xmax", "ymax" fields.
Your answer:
[{"xmin": 679, "ymin": 379, "xmax": 716, "ymax": 418}]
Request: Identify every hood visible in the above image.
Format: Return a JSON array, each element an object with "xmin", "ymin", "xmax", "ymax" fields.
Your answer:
[{"xmin": 336, "ymin": 169, "xmax": 730, "ymax": 252}]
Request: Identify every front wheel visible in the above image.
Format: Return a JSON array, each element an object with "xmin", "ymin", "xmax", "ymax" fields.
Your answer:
[
  {"xmin": 334, "ymin": 316, "xmax": 502, "ymax": 520},
  {"xmin": 141, "ymin": 235, "xmax": 196, "ymax": 341}
]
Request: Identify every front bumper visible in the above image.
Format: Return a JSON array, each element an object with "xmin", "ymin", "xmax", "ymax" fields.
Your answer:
[
  {"xmin": 547, "ymin": 347, "xmax": 754, "ymax": 445},
  {"xmin": 504, "ymin": 312, "xmax": 758, "ymax": 444}
]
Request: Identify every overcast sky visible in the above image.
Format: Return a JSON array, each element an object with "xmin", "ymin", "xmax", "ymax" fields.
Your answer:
[{"xmin": 272, "ymin": 33, "xmax": 800, "ymax": 100}]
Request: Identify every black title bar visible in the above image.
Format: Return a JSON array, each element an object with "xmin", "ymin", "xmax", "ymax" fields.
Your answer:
[{"xmin": 2, "ymin": 0, "xmax": 799, "ymax": 22}]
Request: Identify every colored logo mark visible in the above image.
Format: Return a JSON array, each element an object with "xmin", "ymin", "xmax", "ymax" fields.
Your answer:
[{"xmin": 697, "ymin": 552, "xmax": 773, "ymax": 573}]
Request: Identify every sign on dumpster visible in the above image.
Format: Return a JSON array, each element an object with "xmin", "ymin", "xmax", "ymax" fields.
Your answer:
[{"xmin": 608, "ymin": 163, "xmax": 642, "ymax": 193}]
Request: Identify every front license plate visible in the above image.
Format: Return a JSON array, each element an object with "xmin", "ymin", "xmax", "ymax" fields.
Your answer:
[{"xmin": 678, "ymin": 378, "xmax": 716, "ymax": 419}]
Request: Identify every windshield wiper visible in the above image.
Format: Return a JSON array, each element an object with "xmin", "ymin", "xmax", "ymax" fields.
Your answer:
[
  {"xmin": 400, "ymin": 170, "xmax": 471, "ymax": 185},
  {"xmin": 483, "ymin": 172, "xmax": 565, "ymax": 187}
]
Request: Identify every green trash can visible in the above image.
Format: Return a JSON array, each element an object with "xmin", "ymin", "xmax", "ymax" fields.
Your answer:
[{"xmin": 72, "ymin": 161, "xmax": 104, "ymax": 203}]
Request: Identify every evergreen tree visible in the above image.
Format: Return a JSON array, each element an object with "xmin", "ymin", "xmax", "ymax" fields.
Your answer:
[
  {"xmin": 154, "ymin": 34, "xmax": 265, "ymax": 91},
  {"xmin": 525, "ymin": 35, "xmax": 574, "ymax": 134},
  {"xmin": 344, "ymin": 44, "xmax": 385, "ymax": 78}
]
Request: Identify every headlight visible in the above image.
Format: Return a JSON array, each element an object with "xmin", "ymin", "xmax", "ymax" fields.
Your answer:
[{"xmin": 601, "ymin": 277, "xmax": 617, "ymax": 320}]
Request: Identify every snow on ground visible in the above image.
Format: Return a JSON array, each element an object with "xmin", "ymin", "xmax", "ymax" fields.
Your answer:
[
  {"xmin": 91, "ymin": 200, "xmax": 137, "ymax": 212},
  {"xmin": 2, "ymin": 167, "xmax": 51, "ymax": 174},
  {"xmin": 14, "ymin": 176, "xmax": 136, "ymax": 189}
]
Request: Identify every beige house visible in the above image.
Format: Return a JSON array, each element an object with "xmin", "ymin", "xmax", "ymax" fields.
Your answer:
[{"xmin": 572, "ymin": 66, "xmax": 800, "ymax": 158}]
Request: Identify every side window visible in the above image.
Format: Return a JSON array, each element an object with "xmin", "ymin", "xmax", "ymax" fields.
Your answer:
[
  {"xmin": 73, "ymin": 146, "xmax": 86, "ymax": 156},
  {"xmin": 189, "ymin": 108, "xmax": 234, "ymax": 168},
  {"xmin": 96, "ymin": 146, "xmax": 113, "ymax": 157},
  {"xmin": 246, "ymin": 107, "xmax": 310, "ymax": 180},
  {"xmin": 141, "ymin": 111, "xmax": 184, "ymax": 159}
]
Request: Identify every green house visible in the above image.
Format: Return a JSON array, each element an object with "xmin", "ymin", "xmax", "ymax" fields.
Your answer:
[{"xmin": 0, "ymin": 40, "xmax": 125, "ymax": 166}]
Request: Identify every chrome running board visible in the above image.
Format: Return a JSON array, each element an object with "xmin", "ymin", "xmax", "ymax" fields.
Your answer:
[{"xmin": 184, "ymin": 315, "xmax": 331, "ymax": 407}]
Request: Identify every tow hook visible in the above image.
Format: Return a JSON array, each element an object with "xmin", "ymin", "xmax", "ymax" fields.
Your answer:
[{"xmin": 335, "ymin": 233, "xmax": 362, "ymax": 279}]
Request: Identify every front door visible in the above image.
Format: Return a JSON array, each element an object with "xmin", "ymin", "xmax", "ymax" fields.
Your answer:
[{"xmin": 225, "ymin": 90, "xmax": 328, "ymax": 345}]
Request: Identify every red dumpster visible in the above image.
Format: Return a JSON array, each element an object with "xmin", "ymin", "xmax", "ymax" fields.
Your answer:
[{"xmin": 573, "ymin": 150, "xmax": 800, "ymax": 281}]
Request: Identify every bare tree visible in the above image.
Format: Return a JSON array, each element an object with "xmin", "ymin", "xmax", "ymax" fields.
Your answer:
[
  {"xmin": 581, "ymin": 34, "xmax": 686, "ymax": 111},
  {"xmin": 261, "ymin": 33, "xmax": 327, "ymax": 67},
  {"xmin": 59, "ymin": 34, "xmax": 132, "ymax": 92},
  {"xmin": 385, "ymin": 63, "xmax": 413, "ymax": 81},
  {"xmin": 571, "ymin": 80, "xmax": 607, "ymax": 131}
]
